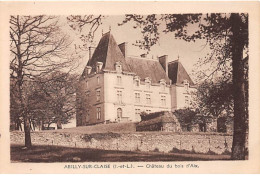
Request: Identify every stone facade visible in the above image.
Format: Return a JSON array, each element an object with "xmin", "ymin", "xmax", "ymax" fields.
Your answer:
[{"xmin": 77, "ymin": 32, "xmax": 196, "ymax": 126}]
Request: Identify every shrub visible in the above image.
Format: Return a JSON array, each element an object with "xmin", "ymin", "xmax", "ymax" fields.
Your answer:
[
  {"xmin": 169, "ymin": 147, "xmax": 194, "ymax": 154},
  {"xmin": 206, "ymin": 149, "xmax": 217, "ymax": 155},
  {"xmin": 153, "ymin": 147, "xmax": 159, "ymax": 152},
  {"xmin": 173, "ymin": 108, "xmax": 197, "ymax": 131}
]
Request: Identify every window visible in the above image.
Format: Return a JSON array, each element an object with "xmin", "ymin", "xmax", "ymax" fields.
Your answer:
[
  {"xmin": 160, "ymin": 79, "xmax": 166, "ymax": 91},
  {"xmin": 146, "ymin": 82, "xmax": 150, "ymax": 89},
  {"xmin": 117, "ymin": 90, "xmax": 122, "ymax": 103},
  {"xmin": 115, "ymin": 62, "xmax": 122, "ymax": 73},
  {"xmin": 117, "ymin": 76, "xmax": 122, "ymax": 85},
  {"xmin": 184, "ymin": 83, "xmax": 189, "ymax": 91},
  {"xmin": 184, "ymin": 80, "xmax": 189, "ymax": 91},
  {"xmin": 117, "ymin": 108, "xmax": 122, "ymax": 120},
  {"xmin": 161, "ymin": 95, "xmax": 166, "ymax": 106},
  {"xmin": 96, "ymin": 107, "xmax": 101, "ymax": 120},
  {"xmin": 116, "ymin": 65, "xmax": 122, "ymax": 72},
  {"xmin": 145, "ymin": 77, "xmax": 151, "ymax": 89},
  {"xmin": 184, "ymin": 84, "xmax": 189, "ymax": 90},
  {"xmin": 185, "ymin": 96, "xmax": 189, "ymax": 104},
  {"xmin": 135, "ymin": 93, "xmax": 140, "ymax": 103},
  {"xmin": 96, "ymin": 62, "xmax": 103, "ymax": 73},
  {"xmin": 97, "ymin": 76, "xmax": 100, "ymax": 85},
  {"xmin": 134, "ymin": 76, "xmax": 140, "ymax": 87},
  {"xmin": 146, "ymin": 110, "xmax": 151, "ymax": 114},
  {"xmin": 96, "ymin": 90, "xmax": 101, "ymax": 101},
  {"xmin": 135, "ymin": 109, "xmax": 141, "ymax": 119},
  {"xmin": 135, "ymin": 80, "xmax": 140, "ymax": 87},
  {"xmin": 146, "ymin": 94, "xmax": 151, "ymax": 104},
  {"xmin": 86, "ymin": 66, "xmax": 92, "ymax": 75},
  {"xmin": 161, "ymin": 83, "xmax": 166, "ymax": 91},
  {"xmin": 86, "ymin": 81, "xmax": 88, "ymax": 88}
]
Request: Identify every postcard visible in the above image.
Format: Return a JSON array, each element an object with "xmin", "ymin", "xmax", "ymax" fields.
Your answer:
[{"xmin": 0, "ymin": 1, "xmax": 259, "ymax": 174}]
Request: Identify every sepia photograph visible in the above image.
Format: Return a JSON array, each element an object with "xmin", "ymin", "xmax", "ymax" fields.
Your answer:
[
  {"xmin": 9, "ymin": 13, "xmax": 249, "ymax": 162},
  {"xmin": 0, "ymin": 1, "xmax": 260, "ymax": 174}
]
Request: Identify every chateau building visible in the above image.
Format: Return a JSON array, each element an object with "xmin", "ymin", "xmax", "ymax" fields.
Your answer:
[{"xmin": 76, "ymin": 32, "xmax": 196, "ymax": 126}]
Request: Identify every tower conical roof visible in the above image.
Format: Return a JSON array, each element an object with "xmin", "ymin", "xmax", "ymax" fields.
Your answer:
[{"xmin": 86, "ymin": 32, "xmax": 131, "ymax": 73}]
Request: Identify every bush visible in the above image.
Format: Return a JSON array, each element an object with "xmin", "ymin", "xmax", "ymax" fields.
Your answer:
[
  {"xmin": 206, "ymin": 149, "xmax": 217, "ymax": 155},
  {"xmin": 169, "ymin": 147, "xmax": 194, "ymax": 154},
  {"xmin": 153, "ymin": 147, "xmax": 159, "ymax": 152},
  {"xmin": 173, "ymin": 108, "xmax": 197, "ymax": 131}
]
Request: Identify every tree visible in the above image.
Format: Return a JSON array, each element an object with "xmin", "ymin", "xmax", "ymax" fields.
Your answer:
[
  {"xmin": 193, "ymin": 77, "xmax": 234, "ymax": 118},
  {"xmin": 173, "ymin": 108, "xmax": 197, "ymax": 131},
  {"xmin": 10, "ymin": 79, "xmax": 23, "ymax": 131},
  {"xmin": 10, "ymin": 15, "xmax": 75, "ymax": 147},
  {"xmin": 31, "ymin": 72, "xmax": 77, "ymax": 130},
  {"xmin": 120, "ymin": 13, "xmax": 248, "ymax": 160},
  {"xmin": 67, "ymin": 15, "xmax": 105, "ymax": 51}
]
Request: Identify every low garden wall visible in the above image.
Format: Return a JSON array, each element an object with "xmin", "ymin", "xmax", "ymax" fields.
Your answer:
[{"xmin": 11, "ymin": 131, "xmax": 233, "ymax": 155}]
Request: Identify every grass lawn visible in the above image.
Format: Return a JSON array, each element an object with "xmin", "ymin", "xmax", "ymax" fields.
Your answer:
[{"xmin": 11, "ymin": 144, "xmax": 231, "ymax": 162}]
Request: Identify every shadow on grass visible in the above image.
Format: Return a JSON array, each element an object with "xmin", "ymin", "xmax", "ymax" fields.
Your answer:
[{"xmin": 11, "ymin": 144, "xmax": 231, "ymax": 163}]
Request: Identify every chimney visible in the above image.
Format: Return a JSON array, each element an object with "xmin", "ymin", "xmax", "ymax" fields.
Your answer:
[
  {"xmin": 159, "ymin": 55, "xmax": 168, "ymax": 76},
  {"xmin": 140, "ymin": 54, "xmax": 147, "ymax": 58},
  {"xmin": 118, "ymin": 42, "xmax": 128, "ymax": 57}
]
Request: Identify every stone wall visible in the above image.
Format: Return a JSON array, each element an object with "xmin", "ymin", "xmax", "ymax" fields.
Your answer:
[{"xmin": 11, "ymin": 131, "xmax": 233, "ymax": 155}]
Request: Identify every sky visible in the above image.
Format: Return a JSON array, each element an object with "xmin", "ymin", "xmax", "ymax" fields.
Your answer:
[{"xmin": 63, "ymin": 15, "xmax": 211, "ymax": 82}]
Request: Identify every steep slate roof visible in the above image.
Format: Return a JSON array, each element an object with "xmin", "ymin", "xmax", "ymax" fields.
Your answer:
[
  {"xmin": 82, "ymin": 32, "xmax": 193, "ymax": 86},
  {"xmin": 126, "ymin": 57, "xmax": 171, "ymax": 84},
  {"xmin": 85, "ymin": 32, "xmax": 131, "ymax": 73},
  {"xmin": 168, "ymin": 60, "xmax": 194, "ymax": 86}
]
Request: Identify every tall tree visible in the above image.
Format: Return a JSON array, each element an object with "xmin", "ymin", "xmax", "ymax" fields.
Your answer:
[
  {"xmin": 120, "ymin": 13, "xmax": 248, "ymax": 159},
  {"xmin": 174, "ymin": 108, "xmax": 197, "ymax": 131},
  {"xmin": 30, "ymin": 72, "xmax": 77, "ymax": 130},
  {"xmin": 10, "ymin": 15, "xmax": 75, "ymax": 147},
  {"xmin": 193, "ymin": 77, "xmax": 234, "ymax": 118}
]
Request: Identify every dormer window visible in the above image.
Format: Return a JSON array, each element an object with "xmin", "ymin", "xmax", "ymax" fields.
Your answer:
[
  {"xmin": 115, "ymin": 61, "xmax": 122, "ymax": 73},
  {"xmin": 145, "ymin": 77, "xmax": 151, "ymax": 89},
  {"xmin": 86, "ymin": 66, "xmax": 92, "ymax": 75},
  {"xmin": 184, "ymin": 80, "xmax": 189, "ymax": 90},
  {"xmin": 135, "ymin": 80, "xmax": 140, "ymax": 87},
  {"xmin": 96, "ymin": 62, "xmax": 103, "ymax": 73},
  {"xmin": 160, "ymin": 79, "xmax": 166, "ymax": 91},
  {"xmin": 134, "ymin": 76, "xmax": 140, "ymax": 87}
]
